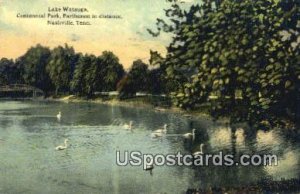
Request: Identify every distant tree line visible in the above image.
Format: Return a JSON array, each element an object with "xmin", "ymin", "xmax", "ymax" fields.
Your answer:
[{"xmin": 0, "ymin": 44, "xmax": 170, "ymax": 97}]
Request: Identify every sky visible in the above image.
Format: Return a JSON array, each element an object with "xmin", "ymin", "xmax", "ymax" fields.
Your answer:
[{"xmin": 0, "ymin": 0, "xmax": 196, "ymax": 68}]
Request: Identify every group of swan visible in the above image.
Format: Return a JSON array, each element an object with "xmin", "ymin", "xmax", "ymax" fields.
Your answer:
[
  {"xmin": 148, "ymin": 127, "xmax": 204, "ymax": 175},
  {"xmin": 55, "ymin": 116, "xmax": 133, "ymax": 151},
  {"xmin": 55, "ymin": 111, "xmax": 67, "ymax": 151},
  {"xmin": 121, "ymin": 120, "xmax": 197, "ymax": 142},
  {"xmin": 143, "ymin": 143, "xmax": 204, "ymax": 176},
  {"xmin": 54, "ymin": 112, "xmax": 202, "ymax": 156},
  {"xmin": 55, "ymin": 111, "xmax": 69, "ymax": 151},
  {"xmin": 150, "ymin": 125, "xmax": 197, "ymax": 141},
  {"xmin": 53, "ymin": 111, "xmax": 205, "ymax": 179}
]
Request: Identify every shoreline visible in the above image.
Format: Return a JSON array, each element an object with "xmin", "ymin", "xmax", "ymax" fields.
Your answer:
[
  {"xmin": 51, "ymin": 95, "xmax": 215, "ymax": 121},
  {"xmin": 50, "ymin": 96, "xmax": 299, "ymax": 132},
  {"xmin": 1, "ymin": 95, "xmax": 298, "ymax": 132}
]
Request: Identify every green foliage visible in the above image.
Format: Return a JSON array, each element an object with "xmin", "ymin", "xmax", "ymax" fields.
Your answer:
[
  {"xmin": 117, "ymin": 75, "xmax": 133, "ymax": 99},
  {"xmin": 18, "ymin": 44, "xmax": 53, "ymax": 93},
  {"xmin": 71, "ymin": 54, "xmax": 100, "ymax": 96},
  {"xmin": 1, "ymin": 44, "xmax": 125, "ymax": 98},
  {"xmin": 149, "ymin": 50, "xmax": 180, "ymax": 94},
  {"xmin": 117, "ymin": 60, "xmax": 149, "ymax": 98},
  {"xmin": 71, "ymin": 51, "xmax": 124, "ymax": 97},
  {"xmin": 46, "ymin": 44, "xmax": 76, "ymax": 95},
  {"xmin": 150, "ymin": 0, "xmax": 300, "ymax": 126},
  {"xmin": 0, "ymin": 58, "xmax": 22, "ymax": 85},
  {"xmin": 100, "ymin": 51, "xmax": 124, "ymax": 91}
]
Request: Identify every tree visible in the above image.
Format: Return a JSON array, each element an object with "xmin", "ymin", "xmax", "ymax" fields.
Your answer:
[
  {"xmin": 70, "ymin": 54, "xmax": 86, "ymax": 95},
  {"xmin": 0, "ymin": 58, "xmax": 9, "ymax": 85},
  {"xmin": 117, "ymin": 75, "xmax": 133, "ymax": 98},
  {"xmin": 100, "ymin": 51, "xmax": 124, "ymax": 91},
  {"xmin": 0, "ymin": 58, "xmax": 22, "ymax": 85},
  {"xmin": 71, "ymin": 51, "xmax": 124, "ymax": 97},
  {"xmin": 71, "ymin": 54, "xmax": 104, "ymax": 97},
  {"xmin": 18, "ymin": 44, "xmax": 52, "ymax": 93},
  {"xmin": 83, "ymin": 55, "xmax": 103, "ymax": 97},
  {"xmin": 118, "ymin": 59, "xmax": 149, "ymax": 98},
  {"xmin": 149, "ymin": 50, "xmax": 179, "ymax": 94},
  {"xmin": 148, "ymin": 68, "xmax": 164, "ymax": 94},
  {"xmin": 149, "ymin": 0, "xmax": 300, "ymax": 127},
  {"xmin": 47, "ymin": 44, "xmax": 76, "ymax": 95}
]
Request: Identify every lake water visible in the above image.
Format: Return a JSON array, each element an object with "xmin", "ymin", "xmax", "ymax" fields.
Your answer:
[{"xmin": 0, "ymin": 100, "xmax": 299, "ymax": 194}]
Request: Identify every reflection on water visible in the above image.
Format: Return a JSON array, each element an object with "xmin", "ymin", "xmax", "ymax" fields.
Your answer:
[
  {"xmin": 209, "ymin": 126, "xmax": 232, "ymax": 149},
  {"xmin": 256, "ymin": 130, "xmax": 282, "ymax": 149},
  {"xmin": 235, "ymin": 128, "xmax": 246, "ymax": 148},
  {"xmin": 0, "ymin": 100, "xmax": 299, "ymax": 194},
  {"xmin": 266, "ymin": 149, "xmax": 299, "ymax": 179}
]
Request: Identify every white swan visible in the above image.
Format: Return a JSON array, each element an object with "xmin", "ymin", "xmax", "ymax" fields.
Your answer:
[
  {"xmin": 154, "ymin": 124, "xmax": 167, "ymax": 133},
  {"xmin": 55, "ymin": 139, "xmax": 68, "ymax": 150},
  {"xmin": 154, "ymin": 107, "xmax": 167, "ymax": 112},
  {"xmin": 56, "ymin": 111, "xmax": 62, "ymax": 120},
  {"xmin": 193, "ymin": 143, "xmax": 204, "ymax": 155},
  {"xmin": 151, "ymin": 131, "xmax": 164, "ymax": 138},
  {"xmin": 183, "ymin": 129, "xmax": 196, "ymax": 141},
  {"xmin": 123, "ymin": 121, "xmax": 133, "ymax": 131}
]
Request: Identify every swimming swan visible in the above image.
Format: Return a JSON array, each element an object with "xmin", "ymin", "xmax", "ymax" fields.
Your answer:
[
  {"xmin": 151, "ymin": 132, "xmax": 164, "ymax": 138},
  {"xmin": 55, "ymin": 139, "xmax": 68, "ymax": 150},
  {"xmin": 124, "ymin": 121, "xmax": 133, "ymax": 131},
  {"xmin": 193, "ymin": 143, "xmax": 204, "ymax": 155},
  {"xmin": 154, "ymin": 124, "xmax": 167, "ymax": 133},
  {"xmin": 183, "ymin": 129, "xmax": 196, "ymax": 141},
  {"xmin": 57, "ymin": 111, "xmax": 62, "ymax": 120}
]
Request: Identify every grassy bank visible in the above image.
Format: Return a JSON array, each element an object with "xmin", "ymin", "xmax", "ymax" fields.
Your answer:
[
  {"xmin": 48, "ymin": 94, "xmax": 298, "ymax": 133},
  {"xmin": 52, "ymin": 94, "xmax": 214, "ymax": 120}
]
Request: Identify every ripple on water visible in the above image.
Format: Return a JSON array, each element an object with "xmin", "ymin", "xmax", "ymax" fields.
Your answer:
[{"xmin": 0, "ymin": 101, "xmax": 298, "ymax": 193}]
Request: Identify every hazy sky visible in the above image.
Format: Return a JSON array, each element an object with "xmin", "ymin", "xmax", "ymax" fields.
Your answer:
[{"xmin": 0, "ymin": 0, "xmax": 195, "ymax": 68}]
